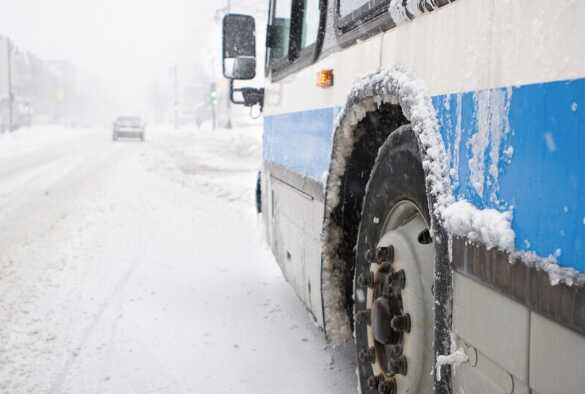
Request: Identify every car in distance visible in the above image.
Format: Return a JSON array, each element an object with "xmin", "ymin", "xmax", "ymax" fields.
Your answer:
[{"xmin": 112, "ymin": 116, "xmax": 145, "ymax": 141}]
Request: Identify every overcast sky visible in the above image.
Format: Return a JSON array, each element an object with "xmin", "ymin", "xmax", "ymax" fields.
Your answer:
[
  {"xmin": 2, "ymin": 0, "xmax": 221, "ymax": 74},
  {"xmin": 0, "ymin": 0, "xmax": 233, "ymax": 113},
  {"xmin": 1, "ymin": 0, "xmax": 266, "ymax": 115}
]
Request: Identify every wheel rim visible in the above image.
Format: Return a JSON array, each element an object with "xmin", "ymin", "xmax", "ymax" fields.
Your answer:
[{"xmin": 356, "ymin": 201, "xmax": 435, "ymax": 394}]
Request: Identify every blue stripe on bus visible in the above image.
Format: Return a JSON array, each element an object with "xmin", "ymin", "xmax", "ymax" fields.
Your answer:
[
  {"xmin": 434, "ymin": 78, "xmax": 585, "ymax": 271},
  {"xmin": 264, "ymin": 107, "xmax": 337, "ymax": 182},
  {"xmin": 264, "ymin": 78, "xmax": 585, "ymax": 271}
]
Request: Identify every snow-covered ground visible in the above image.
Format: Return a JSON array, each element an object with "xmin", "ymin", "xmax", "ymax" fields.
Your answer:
[{"xmin": 0, "ymin": 124, "xmax": 356, "ymax": 394}]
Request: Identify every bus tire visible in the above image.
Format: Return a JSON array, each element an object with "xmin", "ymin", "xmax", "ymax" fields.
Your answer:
[{"xmin": 354, "ymin": 125, "xmax": 436, "ymax": 394}]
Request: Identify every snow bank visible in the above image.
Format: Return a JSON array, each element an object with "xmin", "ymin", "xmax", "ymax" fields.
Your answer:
[
  {"xmin": 0, "ymin": 126, "xmax": 97, "ymax": 160},
  {"xmin": 144, "ymin": 123, "xmax": 262, "ymax": 207}
]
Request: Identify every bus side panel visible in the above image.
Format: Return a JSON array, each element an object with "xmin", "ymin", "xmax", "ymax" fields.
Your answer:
[
  {"xmin": 262, "ymin": 108, "xmax": 337, "ymax": 327},
  {"xmin": 263, "ymin": 109, "xmax": 335, "ymax": 181},
  {"xmin": 260, "ymin": 33, "xmax": 389, "ymax": 329}
]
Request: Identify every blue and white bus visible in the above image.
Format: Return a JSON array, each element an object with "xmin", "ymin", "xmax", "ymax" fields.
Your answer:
[{"xmin": 222, "ymin": 1, "xmax": 585, "ymax": 393}]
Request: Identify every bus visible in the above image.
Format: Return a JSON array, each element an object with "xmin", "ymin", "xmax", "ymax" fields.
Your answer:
[{"xmin": 221, "ymin": 1, "xmax": 585, "ymax": 393}]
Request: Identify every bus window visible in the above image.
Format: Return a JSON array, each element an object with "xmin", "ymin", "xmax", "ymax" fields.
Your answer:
[
  {"xmin": 271, "ymin": 0, "xmax": 293, "ymax": 60},
  {"xmin": 339, "ymin": 0, "xmax": 370, "ymax": 17},
  {"xmin": 300, "ymin": 0, "xmax": 320, "ymax": 49}
]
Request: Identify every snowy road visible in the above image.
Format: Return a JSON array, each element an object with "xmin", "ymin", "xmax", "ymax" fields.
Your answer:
[{"xmin": 0, "ymin": 126, "xmax": 356, "ymax": 394}]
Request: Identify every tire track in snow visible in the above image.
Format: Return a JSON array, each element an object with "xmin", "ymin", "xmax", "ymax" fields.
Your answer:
[{"xmin": 48, "ymin": 185, "xmax": 150, "ymax": 394}]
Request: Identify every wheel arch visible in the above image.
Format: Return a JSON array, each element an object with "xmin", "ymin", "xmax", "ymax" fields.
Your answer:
[{"xmin": 320, "ymin": 68, "xmax": 454, "ymax": 348}]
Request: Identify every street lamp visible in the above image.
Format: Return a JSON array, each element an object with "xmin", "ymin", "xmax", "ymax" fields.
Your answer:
[
  {"xmin": 215, "ymin": 0, "xmax": 233, "ymax": 129},
  {"xmin": 6, "ymin": 39, "xmax": 14, "ymax": 132}
]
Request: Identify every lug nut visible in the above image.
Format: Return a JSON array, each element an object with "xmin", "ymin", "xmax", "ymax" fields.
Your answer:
[
  {"xmin": 387, "ymin": 270, "xmax": 406, "ymax": 290},
  {"xmin": 367, "ymin": 374, "xmax": 383, "ymax": 391},
  {"xmin": 358, "ymin": 347, "xmax": 376, "ymax": 363},
  {"xmin": 355, "ymin": 309, "xmax": 371, "ymax": 325},
  {"xmin": 378, "ymin": 379, "xmax": 397, "ymax": 394},
  {"xmin": 375, "ymin": 245, "xmax": 394, "ymax": 264},
  {"xmin": 389, "ymin": 355, "xmax": 408, "ymax": 376},
  {"xmin": 357, "ymin": 272, "xmax": 375, "ymax": 288},
  {"xmin": 382, "ymin": 281, "xmax": 394, "ymax": 298},
  {"xmin": 391, "ymin": 313, "xmax": 411, "ymax": 333},
  {"xmin": 389, "ymin": 344, "xmax": 404, "ymax": 357}
]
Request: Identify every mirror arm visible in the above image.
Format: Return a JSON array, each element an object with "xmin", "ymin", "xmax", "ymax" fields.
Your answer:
[
  {"xmin": 229, "ymin": 79, "xmax": 264, "ymax": 111},
  {"xmin": 229, "ymin": 79, "xmax": 246, "ymax": 106}
]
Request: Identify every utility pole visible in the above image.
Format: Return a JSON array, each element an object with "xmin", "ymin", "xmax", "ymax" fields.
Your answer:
[
  {"xmin": 215, "ymin": 0, "xmax": 233, "ymax": 130},
  {"xmin": 225, "ymin": 0, "xmax": 232, "ymax": 129},
  {"xmin": 6, "ymin": 39, "xmax": 13, "ymax": 132},
  {"xmin": 210, "ymin": 82, "xmax": 217, "ymax": 130},
  {"xmin": 173, "ymin": 64, "xmax": 179, "ymax": 129}
]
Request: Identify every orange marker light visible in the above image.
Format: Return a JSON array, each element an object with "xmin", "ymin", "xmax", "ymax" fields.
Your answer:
[{"xmin": 317, "ymin": 69, "xmax": 334, "ymax": 88}]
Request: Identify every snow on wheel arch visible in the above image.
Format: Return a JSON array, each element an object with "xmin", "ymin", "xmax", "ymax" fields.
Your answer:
[
  {"xmin": 320, "ymin": 68, "xmax": 585, "ymax": 345},
  {"xmin": 321, "ymin": 68, "xmax": 454, "ymax": 344}
]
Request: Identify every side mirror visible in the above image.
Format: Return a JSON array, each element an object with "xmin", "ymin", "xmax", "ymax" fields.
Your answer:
[
  {"xmin": 222, "ymin": 14, "xmax": 256, "ymax": 80},
  {"xmin": 224, "ymin": 56, "xmax": 256, "ymax": 80}
]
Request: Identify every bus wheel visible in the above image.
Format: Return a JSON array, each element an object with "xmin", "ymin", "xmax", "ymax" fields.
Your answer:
[{"xmin": 354, "ymin": 125, "xmax": 435, "ymax": 394}]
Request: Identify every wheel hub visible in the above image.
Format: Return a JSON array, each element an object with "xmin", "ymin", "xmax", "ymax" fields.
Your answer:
[
  {"xmin": 355, "ymin": 202, "xmax": 435, "ymax": 394},
  {"xmin": 371, "ymin": 297, "xmax": 399, "ymax": 345},
  {"xmin": 368, "ymin": 255, "xmax": 409, "ymax": 378}
]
